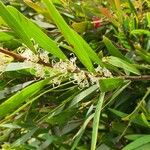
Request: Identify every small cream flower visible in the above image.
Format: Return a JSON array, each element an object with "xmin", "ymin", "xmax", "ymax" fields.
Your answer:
[
  {"xmin": 39, "ymin": 51, "xmax": 49, "ymax": 63},
  {"xmin": 20, "ymin": 49, "xmax": 39, "ymax": 62},
  {"xmin": 103, "ymin": 68, "xmax": 112, "ymax": 77},
  {"xmin": 0, "ymin": 53, "xmax": 13, "ymax": 73},
  {"xmin": 34, "ymin": 64, "xmax": 45, "ymax": 78}
]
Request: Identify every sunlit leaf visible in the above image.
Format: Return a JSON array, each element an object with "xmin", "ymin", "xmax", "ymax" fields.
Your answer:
[
  {"xmin": 105, "ymin": 56, "xmax": 140, "ymax": 75},
  {"xmin": 122, "ymin": 135, "xmax": 150, "ymax": 150},
  {"xmin": 43, "ymin": 0, "xmax": 103, "ymax": 72},
  {"xmin": 99, "ymin": 78, "xmax": 124, "ymax": 92},
  {"xmin": 0, "ymin": 78, "xmax": 50, "ymax": 118},
  {"xmin": 91, "ymin": 92, "xmax": 105, "ymax": 150}
]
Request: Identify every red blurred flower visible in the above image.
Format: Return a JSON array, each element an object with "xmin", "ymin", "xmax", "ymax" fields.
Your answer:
[{"xmin": 92, "ymin": 16, "xmax": 102, "ymax": 29}]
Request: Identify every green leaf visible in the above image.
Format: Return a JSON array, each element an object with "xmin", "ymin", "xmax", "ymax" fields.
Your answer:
[
  {"xmin": 125, "ymin": 134, "xmax": 148, "ymax": 141},
  {"xmin": 111, "ymin": 122, "xmax": 133, "ymax": 134},
  {"xmin": 135, "ymin": 143, "xmax": 150, "ymax": 150},
  {"xmin": 99, "ymin": 78, "xmax": 124, "ymax": 92},
  {"xmin": 5, "ymin": 62, "xmax": 32, "ymax": 71},
  {"xmin": 0, "ymin": 80, "xmax": 34, "ymax": 100},
  {"xmin": 11, "ymin": 128, "xmax": 38, "ymax": 148},
  {"xmin": 105, "ymin": 56, "xmax": 140, "ymax": 75},
  {"xmin": 131, "ymin": 29, "xmax": 150, "ymax": 36},
  {"xmin": 103, "ymin": 80, "xmax": 131, "ymax": 108},
  {"xmin": 136, "ymin": 50, "xmax": 150, "ymax": 64},
  {"xmin": 127, "ymin": 0, "xmax": 137, "ymax": 15},
  {"xmin": 71, "ymin": 114, "xmax": 94, "ymax": 150},
  {"xmin": 46, "ymin": 107, "xmax": 77, "ymax": 125},
  {"xmin": 0, "ymin": 2, "xmax": 36, "ymax": 53},
  {"xmin": 0, "ymin": 31, "xmax": 15, "ymax": 42},
  {"xmin": 0, "ymin": 123, "xmax": 21, "ymax": 129},
  {"xmin": 43, "ymin": 0, "xmax": 103, "ymax": 72},
  {"xmin": 69, "ymin": 85, "xmax": 98, "ymax": 107},
  {"xmin": 103, "ymin": 36, "xmax": 129, "ymax": 61},
  {"xmin": 71, "ymin": 21, "xmax": 89, "ymax": 33},
  {"xmin": 38, "ymin": 134, "xmax": 56, "ymax": 149},
  {"xmin": 122, "ymin": 135, "xmax": 150, "ymax": 150},
  {"xmin": 24, "ymin": 0, "xmax": 50, "ymax": 19},
  {"xmin": 147, "ymin": 12, "xmax": 150, "ymax": 27},
  {"xmin": 109, "ymin": 109, "xmax": 150, "ymax": 127},
  {"xmin": 109, "ymin": 108, "xmax": 127, "ymax": 118},
  {"xmin": 7, "ymin": 6, "xmax": 67, "ymax": 60},
  {"xmin": 0, "ymin": 16, "xmax": 7, "ymax": 26},
  {"xmin": 140, "ymin": 113, "xmax": 150, "ymax": 127},
  {"xmin": 0, "ymin": 78, "xmax": 50, "ymax": 118},
  {"xmin": 91, "ymin": 92, "xmax": 105, "ymax": 150},
  {"xmin": 97, "ymin": 144, "xmax": 111, "ymax": 150}
]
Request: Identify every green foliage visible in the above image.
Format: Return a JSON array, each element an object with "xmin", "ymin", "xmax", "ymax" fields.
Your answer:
[
  {"xmin": 0, "ymin": 2, "xmax": 67, "ymax": 59},
  {"xmin": 99, "ymin": 78, "xmax": 124, "ymax": 92},
  {"xmin": 91, "ymin": 92, "xmax": 105, "ymax": 150},
  {"xmin": 105, "ymin": 56, "xmax": 140, "ymax": 75},
  {"xmin": 0, "ymin": 78, "xmax": 50, "ymax": 118},
  {"xmin": 123, "ymin": 135, "xmax": 150, "ymax": 150},
  {"xmin": 0, "ymin": 0, "xmax": 150, "ymax": 150},
  {"xmin": 43, "ymin": 0, "xmax": 103, "ymax": 72},
  {"xmin": 0, "ymin": 1, "xmax": 36, "ymax": 53}
]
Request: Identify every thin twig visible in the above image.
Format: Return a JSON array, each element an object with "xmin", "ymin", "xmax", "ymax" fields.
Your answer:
[
  {"xmin": 1, "ymin": 47, "xmax": 150, "ymax": 81},
  {"xmin": 0, "ymin": 47, "xmax": 26, "ymax": 61},
  {"xmin": 112, "ymin": 41, "xmax": 130, "ymax": 52},
  {"xmin": 0, "ymin": 47, "xmax": 52, "ymax": 67},
  {"xmin": 122, "ymin": 75, "xmax": 150, "ymax": 81}
]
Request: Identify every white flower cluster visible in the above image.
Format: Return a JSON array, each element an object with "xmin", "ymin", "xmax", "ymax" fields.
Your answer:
[
  {"xmin": 18, "ymin": 47, "xmax": 39, "ymax": 62},
  {"xmin": 51, "ymin": 55, "xmax": 78, "ymax": 86},
  {"xmin": 0, "ymin": 53, "xmax": 13, "ymax": 74},
  {"xmin": 72, "ymin": 65, "xmax": 112, "ymax": 88},
  {"xmin": 0, "ymin": 59, "xmax": 7, "ymax": 73},
  {"xmin": 52, "ymin": 58, "xmax": 77, "ymax": 74},
  {"xmin": 18, "ymin": 45, "xmax": 50, "ymax": 78},
  {"xmin": 18, "ymin": 46, "xmax": 112, "ymax": 88},
  {"xmin": 18, "ymin": 42, "xmax": 50, "ymax": 63},
  {"xmin": 73, "ymin": 71, "xmax": 90, "ymax": 88},
  {"xmin": 34, "ymin": 63, "xmax": 46, "ymax": 78},
  {"xmin": 39, "ymin": 51, "xmax": 49, "ymax": 63},
  {"xmin": 51, "ymin": 57, "xmax": 112, "ymax": 88},
  {"xmin": 95, "ymin": 65, "xmax": 112, "ymax": 77}
]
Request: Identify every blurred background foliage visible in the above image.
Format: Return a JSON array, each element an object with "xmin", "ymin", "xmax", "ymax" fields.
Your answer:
[{"xmin": 0, "ymin": 0, "xmax": 150, "ymax": 149}]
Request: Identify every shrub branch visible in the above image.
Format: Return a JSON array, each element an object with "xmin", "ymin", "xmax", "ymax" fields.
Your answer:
[
  {"xmin": 0, "ymin": 47, "xmax": 150, "ymax": 81},
  {"xmin": 0, "ymin": 47, "xmax": 52, "ymax": 67}
]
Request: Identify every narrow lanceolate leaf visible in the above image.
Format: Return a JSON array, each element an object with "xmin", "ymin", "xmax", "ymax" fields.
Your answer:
[
  {"xmin": 71, "ymin": 21, "xmax": 89, "ymax": 33},
  {"xmin": 5, "ymin": 62, "xmax": 32, "ymax": 71},
  {"xmin": 0, "ymin": 2, "xmax": 35, "ymax": 53},
  {"xmin": 11, "ymin": 128, "xmax": 38, "ymax": 148},
  {"xmin": 105, "ymin": 56, "xmax": 140, "ymax": 75},
  {"xmin": 122, "ymin": 135, "xmax": 150, "ymax": 150},
  {"xmin": 71, "ymin": 114, "xmax": 94, "ymax": 150},
  {"xmin": 24, "ymin": 0, "xmax": 44, "ymax": 12},
  {"xmin": 0, "ymin": 31, "xmax": 15, "ymax": 42},
  {"xmin": 91, "ymin": 92, "xmax": 105, "ymax": 150},
  {"xmin": 99, "ymin": 78, "xmax": 124, "ymax": 92},
  {"xmin": 0, "ymin": 78, "xmax": 50, "ymax": 118},
  {"xmin": 69, "ymin": 85, "xmax": 98, "ymax": 108},
  {"xmin": 136, "ymin": 50, "xmax": 150, "ymax": 64},
  {"xmin": 147, "ymin": 12, "xmax": 150, "ymax": 27},
  {"xmin": 43, "ymin": 0, "xmax": 103, "ymax": 72},
  {"xmin": 6, "ymin": 6, "xmax": 67, "ymax": 60},
  {"xmin": 103, "ymin": 36, "xmax": 129, "ymax": 62},
  {"xmin": 23, "ymin": 0, "xmax": 50, "ymax": 19},
  {"xmin": 109, "ymin": 109, "xmax": 149, "ymax": 127},
  {"xmin": 114, "ymin": 0, "xmax": 123, "ymax": 23},
  {"xmin": 125, "ymin": 134, "xmax": 147, "ymax": 141},
  {"xmin": 131, "ymin": 29, "xmax": 150, "ymax": 36},
  {"xmin": 127, "ymin": 0, "xmax": 137, "ymax": 15}
]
